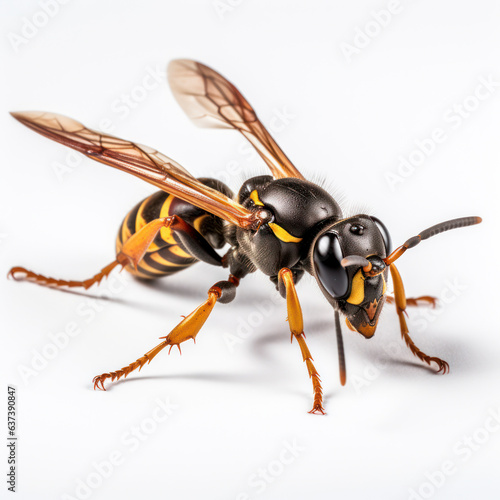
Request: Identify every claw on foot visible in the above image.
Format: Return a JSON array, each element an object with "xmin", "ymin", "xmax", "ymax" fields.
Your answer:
[
  {"xmin": 308, "ymin": 404, "xmax": 326, "ymax": 415},
  {"xmin": 93, "ymin": 375, "xmax": 107, "ymax": 391},
  {"xmin": 8, "ymin": 267, "xmax": 29, "ymax": 281},
  {"xmin": 91, "ymin": 346, "xmax": 163, "ymax": 392},
  {"xmin": 432, "ymin": 358, "xmax": 450, "ymax": 374}
]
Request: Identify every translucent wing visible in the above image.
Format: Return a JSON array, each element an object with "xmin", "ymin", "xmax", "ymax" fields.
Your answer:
[
  {"xmin": 11, "ymin": 111, "xmax": 260, "ymax": 230},
  {"xmin": 168, "ymin": 59, "xmax": 304, "ymax": 180}
]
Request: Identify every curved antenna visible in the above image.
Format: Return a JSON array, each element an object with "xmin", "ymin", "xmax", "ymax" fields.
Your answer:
[
  {"xmin": 385, "ymin": 216, "xmax": 482, "ymax": 266},
  {"xmin": 341, "ymin": 255, "xmax": 371, "ymax": 270}
]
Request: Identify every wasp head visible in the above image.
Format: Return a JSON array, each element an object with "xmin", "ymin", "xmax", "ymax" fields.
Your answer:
[{"xmin": 310, "ymin": 215, "xmax": 391, "ymax": 338}]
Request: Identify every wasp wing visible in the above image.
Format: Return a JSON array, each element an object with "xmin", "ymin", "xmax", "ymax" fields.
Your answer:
[
  {"xmin": 11, "ymin": 111, "xmax": 259, "ymax": 229},
  {"xmin": 168, "ymin": 59, "xmax": 304, "ymax": 181}
]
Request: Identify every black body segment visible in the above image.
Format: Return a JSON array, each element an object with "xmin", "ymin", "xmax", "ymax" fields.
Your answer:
[{"xmin": 235, "ymin": 177, "xmax": 342, "ymax": 278}]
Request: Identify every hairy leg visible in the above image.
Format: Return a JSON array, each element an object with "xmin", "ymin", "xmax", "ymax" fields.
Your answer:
[
  {"xmin": 279, "ymin": 268, "xmax": 325, "ymax": 414},
  {"xmin": 389, "ymin": 264, "xmax": 449, "ymax": 374}
]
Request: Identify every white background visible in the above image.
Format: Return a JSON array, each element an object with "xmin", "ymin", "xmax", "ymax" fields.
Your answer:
[{"xmin": 1, "ymin": 1, "xmax": 499, "ymax": 499}]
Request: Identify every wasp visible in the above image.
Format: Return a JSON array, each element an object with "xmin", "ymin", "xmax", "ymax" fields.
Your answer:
[{"xmin": 9, "ymin": 60, "xmax": 481, "ymax": 414}]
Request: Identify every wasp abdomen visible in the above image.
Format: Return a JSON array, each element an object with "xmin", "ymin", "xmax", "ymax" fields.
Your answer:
[{"xmin": 116, "ymin": 178, "xmax": 232, "ymax": 279}]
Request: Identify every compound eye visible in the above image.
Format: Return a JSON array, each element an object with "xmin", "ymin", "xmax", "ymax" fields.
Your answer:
[
  {"xmin": 313, "ymin": 232, "xmax": 349, "ymax": 299},
  {"xmin": 371, "ymin": 216, "xmax": 392, "ymax": 255}
]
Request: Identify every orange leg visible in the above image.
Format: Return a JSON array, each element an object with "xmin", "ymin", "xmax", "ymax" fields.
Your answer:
[
  {"xmin": 8, "ymin": 261, "xmax": 120, "ymax": 290},
  {"xmin": 93, "ymin": 276, "xmax": 239, "ymax": 390},
  {"xmin": 279, "ymin": 268, "xmax": 324, "ymax": 415},
  {"xmin": 389, "ymin": 264, "xmax": 449, "ymax": 374},
  {"xmin": 7, "ymin": 217, "xmax": 177, "ymax": 290},
  {"xmin": 386, "ymin": 295, "xmax": 437, "ymax": 308}
]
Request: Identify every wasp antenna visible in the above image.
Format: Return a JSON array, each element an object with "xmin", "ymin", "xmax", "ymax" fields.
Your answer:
[
  {"xmin": 341, "ymin": 255, "xmax": 380, "ymax": 275},
  {"xmin": 418, "ymin": 216, "xmax": 482, "ymax": 241},
  {"xmin": 385, "ymin": 216, "xmax": 482, "ymax": 266},
  {"xmin": 341, "ymin": 255, "xmax": 370, "ymax": 269}
]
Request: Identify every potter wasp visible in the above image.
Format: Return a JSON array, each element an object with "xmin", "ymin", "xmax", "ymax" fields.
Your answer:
[{"xmin": 9, "ymin": 60, "xmax": 481, "ymax": 414}]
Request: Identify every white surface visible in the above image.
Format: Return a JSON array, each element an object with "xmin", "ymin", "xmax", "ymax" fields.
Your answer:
[{"xmin": 1, "ymin": 1, "xmax": 499, "ymax": 499}]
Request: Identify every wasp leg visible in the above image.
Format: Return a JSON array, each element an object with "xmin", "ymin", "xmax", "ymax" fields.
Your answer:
[
  {"xmin": 8, "ymin": 261, "xmax": 121, "ymax": 290},
  {"xmin": 386, "ymin": 295, "xmax": 437, "ymax": 308},
  {"xmin": 389, "ymin": 264, "xmax": 449, "ymax": 374},
  {"xmin": 92, "ymin": 275, "xmax": 239, "ymax": 390},
  {"xmin": 8, "ymin": 215, "xmax": 222, "ymax": 290},
  {"xmin": 278, "ymin": 268, "xmax": 325, "ymax": 415},
  {"xmin": 7, "ymin": 217, "xmax": 172, "ymax": 290}
]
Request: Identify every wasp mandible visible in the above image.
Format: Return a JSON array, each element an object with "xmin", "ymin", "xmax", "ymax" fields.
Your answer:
[{"xmin": 9, "ymin": 60, "xmax": 481, "ymax": 414}]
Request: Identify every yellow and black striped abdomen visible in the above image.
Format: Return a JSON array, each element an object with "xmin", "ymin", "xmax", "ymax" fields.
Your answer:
[{"xmin": 116, "ymin": 190, "xmax": 215, "ymax": 279}]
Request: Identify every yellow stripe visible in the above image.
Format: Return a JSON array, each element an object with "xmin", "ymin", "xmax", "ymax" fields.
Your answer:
[
  {"xmin": 251, "ymin": 190, "xmax": 302, "ymax": 243},
  {"xmin": 125, "ymin": 265, "xmax": 155, "ymax": 279},
  {"xmin": 193, "ymin": 214, "xmax": 209, "ymax": 233},
  {"xmin": 135, "ymin": 197, "xmax": 150, "ymax": 233},
  {"xmin": 159, "ymin": 194, "xmax": 174, "ymax": 218},
  {"xmin": 149, "ymin": 252, "xmax": 173, "ymax": 267},
  {"xmin": 135, "ymin": 197, "xmax": 164, "ymax": 254},
  {"xmin": 149, "ymin": 252, "xmax": 188, "ymax": 268},
  {"xmin": 121, "ymin": 211, "xmax": 132, "ymax": 244},
  {"xmin": 146, "ymin": 241, "xmax": 161, "ymax": 252},
  {"xmin": 250, "ymin": 190, "xmax": 264, "ymax": 206},
  {"xmin": 346, "ymin": 270, "xmax": 365, "ymax": 305},
  {"xmin": 169, "ymin": 244, "xmax": 192, "ymax": 258},
  {"xmin": 137, "ymin": 260, "xmax": 168, "ymax": 275},
  {"xmin": 159, "ymin": 195, "xmax": 176, "ymax": 244},
  {"xmin": 115, "ymin": 235, "xmax": 122, "ymax": 254},
  {"xmin": 269, "ymin": 222, "xmax": 303, "ymax": 243}
]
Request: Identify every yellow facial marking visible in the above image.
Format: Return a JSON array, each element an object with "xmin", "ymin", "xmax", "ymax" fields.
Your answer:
[
  {"xmin": 346, "ymin": 270, "xmax": 365, "ymax": 305},
  {"xmin": 250, "ymin": 190, "xmax": 264, "ymax": 206},
  {"xmin": 268, "ymin": 223, "xmax": 303, "ymax": 243}
]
